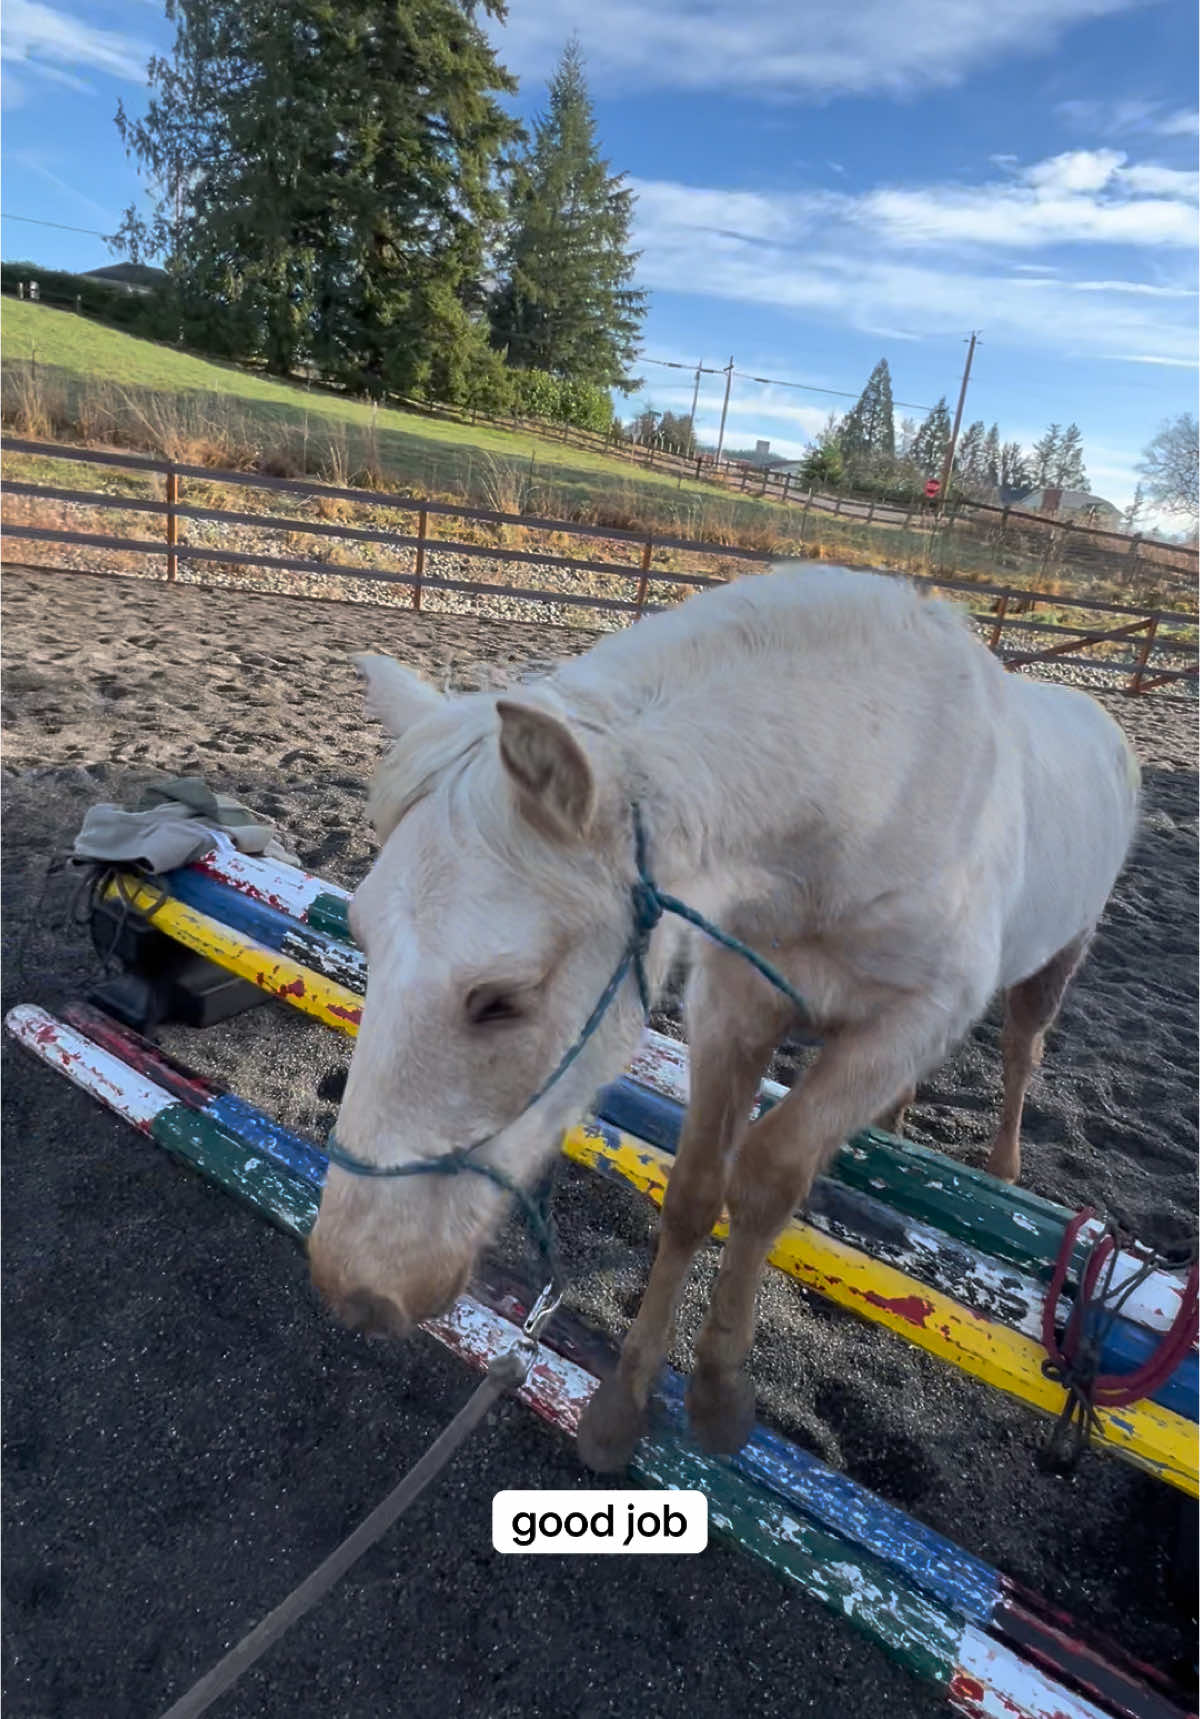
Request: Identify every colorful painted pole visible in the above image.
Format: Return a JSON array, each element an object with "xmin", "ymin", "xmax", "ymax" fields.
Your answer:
[
  {"xmin": 4, "ymin": 1004, "xmax": 1172, "ymax": 1719},
  {"xmin": 35, "ymin": 997, "xmax": 1200, "ymax": 1493},
  {"xmin": 165, "ymin": 859, "xmax": 1191, "ymax": 1340},
  {"xmin": 60, "ymin": 1000, "xmax": 1197, "ymax": 1428},
  {"xmin": 4, "ymin": 1005, "xmax": 316, "ymax": 1237},
  {"xmin": 474, "ymin": 1261, "xmax": 1194, "ymax": 1719}
]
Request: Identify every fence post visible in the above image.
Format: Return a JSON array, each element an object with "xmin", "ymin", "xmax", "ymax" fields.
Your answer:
[
  {"xmin": 987, "ymin": 593, "xmax": 1009, "ymax": 653},
  {"xmin": 865, "ymin": 499, "xmax": 876, "ymax": 524},
  {"xmin": 1128, "ymin": 615, "xmax": 1159, "ymax": 694},
  {"xmin": 633, "ymin": 538, "xmax": 653, "ymax": 620},
  {"xmin": 413, "ymin": 505, "xmax": 427, "ymax": 611},
  {"xmin": 782, "ymin": 473, "xmax": 792, "ymax": 505},
  {"xmin": 833, "ymin": 494, "xmax": 844, "ymax": 517},
  {"xmin": 165, "ymin": 466, "xmax": 178, "ymax": 582}
]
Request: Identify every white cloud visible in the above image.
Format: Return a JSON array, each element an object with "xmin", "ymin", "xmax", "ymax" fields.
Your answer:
[
  {"xmin": 628, "ymin": 154, "xmax": 1199, "ymax": 366},
  {"xmin": 1056, "ymin": 98, "xmax": 1200, "ymax": 139},
  {"xmin": 494, "ymin": 0, "xmax": 1135, "ymax": 97},
  {"xmin": 856, "ymin": 152, "xmax": 1197, "ymax": 248},
  {"xmin": 2, "ymin": 0, "xmax": 151, "ymax": 84},
  {"xmin": 1155, "ymin": 108, "xmax": 1200, "ymax": 137},
  {"xmin": 8, "ymin": 149, "xmax": 117, "ymax": 225},
  {"xmin": 23, "ymin": 58, "xmax": 92, "ymax": 93}
]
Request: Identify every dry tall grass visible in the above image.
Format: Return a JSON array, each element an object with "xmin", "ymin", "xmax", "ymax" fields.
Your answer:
[{"xmin": 3, "ymin": 357, "xmax": 1194, "ymax": 620}]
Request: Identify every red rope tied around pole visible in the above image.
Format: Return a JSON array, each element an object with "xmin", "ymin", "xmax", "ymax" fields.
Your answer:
[{"xmin": 1039, "ymin": 1206, "xmax": 1199, "ymax": 1471}]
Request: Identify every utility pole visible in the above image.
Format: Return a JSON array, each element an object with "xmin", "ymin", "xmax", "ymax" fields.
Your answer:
[
  {"xmin": 937, "ymin": 331, "xmax": 980, "ymax": 504},
  {"xmin": 688, "ymin": 358, "xmax": 703, "ymax": 437},
  {"xmin": 715, "ymin": 357, "xmax": 734, "ymax": 464}
]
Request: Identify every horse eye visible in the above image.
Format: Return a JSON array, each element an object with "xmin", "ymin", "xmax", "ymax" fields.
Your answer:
[{"xmin": 465, "ymin": 986, "xmax": 523, "ymax": 1027}]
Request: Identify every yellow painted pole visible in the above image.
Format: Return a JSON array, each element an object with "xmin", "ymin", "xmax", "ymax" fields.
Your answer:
[
  {"xmin": 563, "ymin": 1127, "xmax": 1198, "ymax": 1497},
  {"xmin": 111, "ymin": 879, "xmax": 364, "ymax": 1035},
  {"xmin": 113, "ymin": 876, "xmax": 1198, "ymax": 1495}
]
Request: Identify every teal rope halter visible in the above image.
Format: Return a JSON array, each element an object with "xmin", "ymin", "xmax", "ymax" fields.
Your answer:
[{"xmin": 324, "ymin": 804, "xmax": 814, "ymax": 1289}]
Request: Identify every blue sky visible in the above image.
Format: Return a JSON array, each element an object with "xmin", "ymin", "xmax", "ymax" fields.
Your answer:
[{"xmin": 3, "ymin": 0, "xmax": 1197, "ymax": 523}]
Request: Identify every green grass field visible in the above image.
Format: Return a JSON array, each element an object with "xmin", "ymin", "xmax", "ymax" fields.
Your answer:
[
  {"xmin": 5, "ymin": 298, "xmax": 1192, "ymax": 640},
  {"xmin": 1, "ymin": 299, "xmax": 741, "ymax": 528}
]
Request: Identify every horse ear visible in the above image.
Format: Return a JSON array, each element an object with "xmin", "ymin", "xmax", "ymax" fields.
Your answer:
[
  {"xmin": 353, "ymin": 654, "xmax": 442, "ymax": 738},
  {"xmin": 496, "ymin": 701, "xmax": 596, "ymax": 839}
]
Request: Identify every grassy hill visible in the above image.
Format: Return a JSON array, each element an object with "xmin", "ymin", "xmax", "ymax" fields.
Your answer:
[{"xmin": 1, "ymin": 299, "xmax": 739, "ymax": 533}]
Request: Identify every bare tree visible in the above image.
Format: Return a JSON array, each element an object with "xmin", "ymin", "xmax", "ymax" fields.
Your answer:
[{"xmin": 1136, "ymin": 413, "xmax": 1199, "ymax": 522}]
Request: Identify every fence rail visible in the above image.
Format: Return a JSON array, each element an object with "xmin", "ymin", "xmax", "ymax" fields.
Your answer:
[
  {"xmin": 402, "ymin": 394, "xmax": 1198, "ymax": 577},
  {"xmin": 3, "ymin": 436, "xmax": 1196, "ymax": 700}
]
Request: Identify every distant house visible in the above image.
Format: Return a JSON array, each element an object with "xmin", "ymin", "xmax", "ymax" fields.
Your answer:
[
  {"xmin": 1018, "ymin": 487, "xmax": 1123, "ymax": 530},
  {"xmin": 82, "ymin": 262, "xmax": 168, "ymax": 296}
]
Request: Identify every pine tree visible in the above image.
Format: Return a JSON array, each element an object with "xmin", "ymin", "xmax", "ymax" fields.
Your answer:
[
  {"xmin": 1054, "ymin": 423, "xmax": 1087, "ymax": 490},
  {"xmin": 656, "ymin": 410, "xmax": 697, "ymax": 455},
  {"xmin": 1122, "ymin": 484, "xmax": 1146, "ymax": 532},
  {"xmin": 838, "ymin": 358, "xmax": 895, "ymax": 466},
  {"xmin": 115, "ymin": 0, "xmax": 519, "ymax": 395},
  {"xmin": 1030, "ymin": 424, "xmax": 1062, "ymax": 487},
  {"xmin": 999, "ymin": 441, "xmax": 1031, "ymax": 497},
  {"xmin": 955, "ymin": 420, "xmax": 987, "ymax": 485},
  {"xmin": 910, "ymin": 397, "xmax": 952, "ymax": 478},
  {"xmin": 983, "ymin": 423, "xmax": 1001, "ymax": 490},
  {"xmin": 490, "ymin": 38, "xmax": 645, "ymax": 391}
]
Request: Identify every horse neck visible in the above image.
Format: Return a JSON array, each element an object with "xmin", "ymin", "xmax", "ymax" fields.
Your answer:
[{"xmin": 553, "ymin": 640, "xmax": 764, "ymax": 898}]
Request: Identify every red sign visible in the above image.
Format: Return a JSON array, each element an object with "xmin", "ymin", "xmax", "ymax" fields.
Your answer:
[{"xmin": 924, "ymin": 479, "xmax": 941, "ymax": 499}]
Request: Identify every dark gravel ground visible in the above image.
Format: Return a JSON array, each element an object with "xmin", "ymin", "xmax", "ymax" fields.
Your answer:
[{"xmin": 3, "ymin": 567, "xmax": 1196, "ymax": 1719}]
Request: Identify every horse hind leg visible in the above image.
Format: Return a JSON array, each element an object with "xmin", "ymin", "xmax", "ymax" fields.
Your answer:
[{"xmin": 985, "ymin": 931, "xmax": 1092, "ymax": 1184}]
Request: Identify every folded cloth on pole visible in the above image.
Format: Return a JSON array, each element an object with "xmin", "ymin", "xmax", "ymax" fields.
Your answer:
[{"xmin": 71, "ymin": 776, "xmax": 300, "ymax": 874}]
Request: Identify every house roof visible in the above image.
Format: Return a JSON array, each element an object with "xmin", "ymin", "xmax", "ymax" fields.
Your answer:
[
  {"xmin": 83, "ymin": 262, "xmax": 168, "ymax": 288},
  {"xmin": 1018, "ymin": 487, "xmax": 1120, "ymax": 515}
]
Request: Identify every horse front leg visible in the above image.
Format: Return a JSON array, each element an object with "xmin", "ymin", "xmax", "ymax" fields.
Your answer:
[
  {"xmin": 576, "ymin": 992, "xmax": 782, "ymax": 1474},
  {"xmin": 686, "ymin": 999, "xmax": 957, "ymax": 1454}
]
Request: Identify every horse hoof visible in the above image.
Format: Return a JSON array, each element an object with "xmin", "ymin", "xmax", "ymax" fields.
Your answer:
[
  {"xmin": 686, "ymin": 1366, "xmax": 757, "ymax": 1455},
  {"xmin": 577, "ymin": 1375, "xmax": 645, "ymax": 1473}
]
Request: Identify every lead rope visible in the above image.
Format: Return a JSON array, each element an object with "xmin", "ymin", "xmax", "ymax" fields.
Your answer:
[
  {"xmin": 157, "ymin": 1287, "xmax": 561, "ymax": 1719},
  {"xmin": 160, "ymin": 802, "xmax": 814, "ymax": 1714},
  {"xmin": 1039, "ymin": 1207, "xmax": 1199, "ymax": 1472}
]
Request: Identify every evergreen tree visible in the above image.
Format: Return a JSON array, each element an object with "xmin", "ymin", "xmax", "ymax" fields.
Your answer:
[
  {"xmin": 955, "ymin": 420, "xmax": 987, "ymax": 485},
  {"xmin": 1030, "ymin": 424, "xmax": 1062, "ymax": 487},
  {"xmin": 983, "ymin": 423, "xmax": 1001, "ymax": 490},
  {"xmin": 490, "ymin": 38, "xmax": 645, "ymax": 391},
  {"xmin": 656, "ymin": 410, "xmax": 697, "ymax": 454},
  {"xmin": 115, "ymin": 0, "xmax": 519, "ymax": 395},
  {"xmin": 1054, "ymin": 423, "xmax": 1087, "ymax": 490},
  {"xmin": 910, "ymin": 397, "xmax": 952, "ymax": 478},
  {"xmin": 999, "ymin": 441, "xmax": 1031, "ymax": 497},
  {"xmin": 1122, "ymin": 483, "xmax": 1146, "ymax": 532},
  {"xmin": 838, "ymin": 358, "xmax": 895, "ymax": 465}
]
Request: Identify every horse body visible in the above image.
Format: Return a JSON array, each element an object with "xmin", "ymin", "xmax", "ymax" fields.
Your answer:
[{"xmin": 308, "ymin": 563, "xmax": 1139, "ymax": 1468}]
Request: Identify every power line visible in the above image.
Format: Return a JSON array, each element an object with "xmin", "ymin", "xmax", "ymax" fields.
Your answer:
[
  {"xmin": 641, "ymin": 353, "xmax": 936, "ymax": 415},
  {"xmin": 2, "ymin": 213, "xmax": 116, "ymax": 239}
]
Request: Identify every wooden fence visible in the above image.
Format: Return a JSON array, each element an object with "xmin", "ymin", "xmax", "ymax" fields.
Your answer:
[
  {"xmin": 401, "ymin": 396, "xmax": 1198, "ymax": 588},
  {"xmin": 3, "ymin": 435, "xmax": 1196, "ymax": 701}
]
